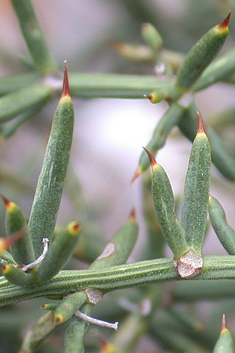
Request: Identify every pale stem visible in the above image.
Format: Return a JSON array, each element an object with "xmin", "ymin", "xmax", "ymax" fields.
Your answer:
[
  {"xmin": 21, "ymin": 238, "xmax": 49, "ymax": 271},
  {"xmin": 75, "ymin": 310, "xmax": 119, "ymax": 331}
]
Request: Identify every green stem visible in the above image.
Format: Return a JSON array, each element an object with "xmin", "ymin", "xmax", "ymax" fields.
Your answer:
[
  {"xmin": 69, "ymin": 72, "xmax": 175, "ymax": 98},
  {"xmin": 0, "ymin": 82, "xmax": 53, "ymax": 124},
  {"xmin": 11, "ymin": 0, "xmax": 57, "ymax": 75},
  {"xmin": 1, "ymin": 256, "xmax": 235, "ymax": 307},
  {"xmin": 0, "ymin": 72, "xmax": 175, "ymax": 99},
  {"xmin": 0, "ymin": 73, "xmax": 39, "ymax": 96}
]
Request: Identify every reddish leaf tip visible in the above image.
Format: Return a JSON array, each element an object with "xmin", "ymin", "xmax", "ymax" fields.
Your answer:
[
  {"xmin": 131, "ymin": 168, "xmax": 142, "ymax": 184},
  {"xmin": 0, "ymin": 194, "xmax": 10, "ymax": 207},
  {"xmin": 218, "ymin": 11, "xmax": 231, "ymax": 29},
  {"xmin": 72, "ymin": 222, "xmax": 80, "ymax": 231},
  {"xmin": 221, "ymin": 314, "xmax": 227, "ymax": 332},
  {"xmin": 55, "ymin": 315, "xmax": 62, "ymax": 323},
  {"xmin": 141, "ymin": 23, "xmax": 150, "ymax": 32},
  {"xmin": 148, "ymin": 94, "xmax": 153, "ymax": 102},
  {"xmin": 143, "ymin": 147, "xmax": 157, "ymax": 167},
  {"xmin": 61, "ymin": 61, "xmax": 70, "ymax": 98},
  {"xmin": 129, "ymin": 208, "xmax": 136, "ymax": 220},
  {"xmin": 97, "ymin": 336, "xmax": 108, "ymax": 350},
  {"xmin": 197, "ymin": 112, "xmax": 205, "ymax": 133},
  {"xmin": 111, "ymin": 40, "xmax": 123, "ymax": 50},
  {"xmin": 1, "ymin": 264, "xmax": 6, "ymax": 270},
  {"xmin": 6, "ymin": 228, "xmax": 25, "ymax": 247}
]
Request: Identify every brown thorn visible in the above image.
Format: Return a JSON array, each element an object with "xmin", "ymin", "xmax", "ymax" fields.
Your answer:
[
  {"xmin": 0, "ymin": 194, "xmax": 10, "ymax": 207},
  {"xmin": 61, "ymin": 60, "xmax": 70, "ymax": 98},
  {"xmin": 129, "ymin": 207, "xmax": 136, "ymax": 220},
  {"xmin": 131, "ymin": 168, "xmax": 141, "ymax": 184},
  {"xmin": 218, "ymin": 11, "xmax": 232, "ymax": 29},
  {"xmin": 221, "ymin": 314, "xmax": 227, "ymax": 332},
  {"xmin": 143, "ymin": 147, "xmax": 157, "ymax": 167},
  {"xmin": 72, "ymin": 222, "xmax": 80, "ymax": 231},
  {"xmin": 148, "ymin": 94, "xmax": 153, "ymax": 102},
  {"xmin": 197, "ymin": 111, "xmax": 205, "ymax": 133},
  {"xmin": 110, "ymin": 40, "xmax": 123, "ymax": 50}
]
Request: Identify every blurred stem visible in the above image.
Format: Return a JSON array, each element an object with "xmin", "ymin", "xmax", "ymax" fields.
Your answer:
[
  {"xmin": 64, "ymin": 304, "xmax": 92, "ymax": 353},
  {"xmin": 112, "ymin": 284, "xmax": 163, "ymax": 353},
  {"xmin": 0, "ymin": 73, "xmax": 39, "ymax": 96},
  {"xmin": 172, "ymin": 279, "xmax": 235, "ymax": 302},
  {"xmin": 69, "ymin": 72, "xmax": 175, "ymax": 98},
  {"xmin": 0, "ymin": 71, "xmax": 175, "ymax": 100},
  {"xmin": 11, "ymin": 0, "xmax": 57, "ymax": 75},
  {"xmin": 0, "ymin": 82, "xmax": 53, "ymax": 124},
  {"xmin": 1, "ymin": 98, "xmax": 50, "ymax": 140}
]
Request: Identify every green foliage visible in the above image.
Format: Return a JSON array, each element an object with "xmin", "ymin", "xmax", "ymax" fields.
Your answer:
[{"xmin": 0, "ymin": 1, "xmax": 235, "ymax": 352}]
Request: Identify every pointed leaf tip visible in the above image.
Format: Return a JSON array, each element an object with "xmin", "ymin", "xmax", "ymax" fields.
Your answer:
[
  {"xmin": 218, "ymin": 11, "xmax": 231, "ymax": 29},
  {"xmin": 72, "ymin": 222, "xmax": 80, "ymax": 231},
  {"xmin": 0, "ymin": 228, "xmax": 25, "ymax": 255},
  {"xmin": 1, "ymin": 264, "xmax": 7, "ymax": 271},
  {"xmin": 129, "ymin": 208, "xmax": 136, "ymax": 220},
  {"xmin": 7, "ymin": 228, "xmax": 25, "ymax": 246},
  {"xmin": 131, "ymin": 168, "xmax": 141, "ymax": 184},
  {"xmin": 111, "ymin": 40, "xmax": 123, "ymax": 50},
  {"xmin": 197, "ymin": 111, "xmax": 205, "ymax": 134},
  {"xmin": 221, "ymin": 314, "xmax": 227, "ymax": 332},
  {"xmin": 55, "ymin": 315, "xmax": 63, "ymax": 323},
  {"xmin": 143, "ymin": 147, "xmax": 157, "ymax": 167},
  {"xmin": 61, "ymin": 60, "xmax": 70, "ymax": 98},
  {"xmin": 0, "ymin": 194, "xmax": 10, "ymax": 207}
]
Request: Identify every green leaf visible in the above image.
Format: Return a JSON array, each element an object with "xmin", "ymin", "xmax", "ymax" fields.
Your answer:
[
  {"xmin": 2, "ymin": 264, "xmax": 36, "ymax": 287},
  {"xmin": 135, "ymin": 103, "xmax": 185, "ymax": 178},
  {"xmin": 69, "ymin": 72, "xmax": 175, "ymax": 99},
  {"xmin": 145, "ymin": 149, "xmax": 190, "ymax": 259},
  {"xmin": 64, "ymin": 304, "xmax": 92, "ymax": 353},
  {"xmin": 54, "ymin": 291, "xmax": 88, "ymax": 324},
  {"xmin": 176, "ymin": 12, "xmax": 231, "ymax": 90},
  {"xmin": 18, "ymin": 311, "xmax": 59, "ymax": 353},
  {"xmin": 37, "ymin": 222, "xmax": 81, "ymax": 283},
  {"xmin": 181, "ymin": 114, "xmax": 211, "ymax": 255},
  {"xmin": 209, "ymin": 196, "xmax": 235, "ymax": 255},
  {"xmin": 11, "ymin": 0, "xmax": 57, "ymax": 75},
  {"xmin": 0, "ymin": 82, "xmax": 53, "ymax": 124},
  {"xmin": 213, "ymin": 317, "xmax": 235, "ymax": 353},
  {"xmin": 193, "ymin": 47, "xmax": 235, "ymax": 91},
  {"xmin": 28, "ymin": 65, "xmax": 74, "ymax": 257},
  {"xmin": 178, "ymin": 104, "xmax": 235, "ymax": 181},
  {"xmin": 2, "ymin": 196, "xmax": 35, "ymax": 265},
  {"xmin": 89, "ymin": 210, "xmax": 138, "ymax": 270}
]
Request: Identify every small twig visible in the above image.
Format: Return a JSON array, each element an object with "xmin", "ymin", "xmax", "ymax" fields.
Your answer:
[
  {"xmin": 75, "ymin": 310, "xmax": 118, "ymax": 331},
  {"xmin": 21, "ymin": 238, "xmax": 49, "ymax": 272}
]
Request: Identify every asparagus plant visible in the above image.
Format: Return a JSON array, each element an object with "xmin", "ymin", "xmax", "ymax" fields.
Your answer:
[{"xmin": 1, "ymin": 1, "xmax": 235, "ymax": 352}]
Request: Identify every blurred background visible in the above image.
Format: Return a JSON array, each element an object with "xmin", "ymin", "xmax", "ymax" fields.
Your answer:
[{"xmin": 0, "ymin": 1, "xmax": 235, "ymax": 351}]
